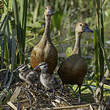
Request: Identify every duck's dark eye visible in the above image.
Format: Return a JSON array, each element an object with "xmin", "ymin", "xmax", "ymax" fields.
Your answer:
[
  {"xmin": 45, "ymin": 7, "xmax": 47, "ymax": 9},
  {"xmin": 44, "ymin": 65, "xmax": 47, "ymax": 68},
  {"xmin": 80, "ymin": 24, "xmax": 82, "ymax": 26}
]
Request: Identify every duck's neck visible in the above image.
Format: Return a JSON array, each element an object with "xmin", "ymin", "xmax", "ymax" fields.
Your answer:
[
  {"xmin": 72, "ymin": 32, "xmax": 81, "ymax": 56},
  {"xmin": 41, "ymin": 69, "xmax": 47, "ymax": 75},
  {"xmin": 42, "ymin": 16, "xmax": 51, "ymax": 42}
]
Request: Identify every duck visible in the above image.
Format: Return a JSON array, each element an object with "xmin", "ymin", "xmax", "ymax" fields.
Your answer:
[
  {"xmin": 34, "ymin": 62, "xmax": 59, "ymax": 97},
  {"xmin": 17, "ymin": 64, "xmax": 39, "ymax": 88},
  {"xmin": 58, "ymin": 22, "xmax": 93, "ymax": 103},
  {"xmin": 30, "ymin": 6, "xmax": 58, "ymax": 74}
]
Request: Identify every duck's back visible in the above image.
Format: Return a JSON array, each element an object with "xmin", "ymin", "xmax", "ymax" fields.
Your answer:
[{"xmin": 58, "ymin": 54, "xmax": 88, "ymax": 85}]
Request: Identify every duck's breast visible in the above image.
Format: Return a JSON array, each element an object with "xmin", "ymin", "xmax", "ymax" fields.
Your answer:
[{"xmin": 58, "ymin": 55, "xmax": 87, "ymax": 84}]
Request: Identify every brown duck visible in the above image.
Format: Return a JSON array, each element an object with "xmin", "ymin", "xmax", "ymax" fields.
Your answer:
[
  {"xmin": 58, "ymin": 22, "xmax": 93, "ymax": 103},
  {"xmin": 30, "ymin": 6, "xmax": 58, "ymax": 74}
]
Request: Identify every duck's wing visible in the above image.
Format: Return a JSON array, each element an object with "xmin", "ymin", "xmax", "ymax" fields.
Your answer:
[{"xmin": 48, "ymin": 75, "xmax": 57, "ymax": 86}]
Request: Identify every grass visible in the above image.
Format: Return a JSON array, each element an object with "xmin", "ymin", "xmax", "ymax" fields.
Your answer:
[{"xmin": 70, "ymin": 81, "xmax": 110, "ymax": 103}]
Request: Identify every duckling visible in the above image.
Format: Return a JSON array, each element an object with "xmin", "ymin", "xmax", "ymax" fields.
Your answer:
[
  {"xmin": 34, "ymin": 62, "xmax": 59, "ymax": 97},
  {"xmin": 18, "ymin": 64, "xmax": 39, "ymax": 88},
  {"xmin": 58, "ymin": 22, "xmax": 93, "ymax": 103}
]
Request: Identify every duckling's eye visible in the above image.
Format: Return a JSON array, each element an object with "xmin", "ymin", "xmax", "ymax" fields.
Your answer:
[
  {"xmin": 44, "ymin": 66, "xmax": 47, "ymax": 68},
  {"xmin": 45, "ymin": 7, "xmax": 47, "ymax": 9},
  {"xmin": 80, "ymin": 24, "xmax": 82, "ymax": 26}
]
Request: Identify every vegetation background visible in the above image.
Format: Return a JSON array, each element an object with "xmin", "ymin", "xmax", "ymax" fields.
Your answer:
[{"xmin": 0, "ymin": 0, "xmax": 110, "ymax": 109}]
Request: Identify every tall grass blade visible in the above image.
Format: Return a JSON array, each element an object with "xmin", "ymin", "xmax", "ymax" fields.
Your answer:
[
  {"xmin": 33, "ymin": 0, "xmax": 40, "ymax": 22},
  {"xmin": 13, "ymin": 0, "xmax": 28, "ymax": 64},
  {"xmin": 1, "ymin": 38, "xmax": 4, "ymax": 68},
  {"xmin": 6, "ymin": 29, "xmax": 17, "ymax": 89},
  {"xmin": 95, "ymin": 0, "xmax": 105, "ymax": 107},
  {"xmin": 93, "ymin": 29, "xmax": 99, "ymax": 87}
]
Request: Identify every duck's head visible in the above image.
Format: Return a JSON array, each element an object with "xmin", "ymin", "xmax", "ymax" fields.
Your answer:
[
  {"xmin": 17, "ymin": 64, "xmax": 27, "ymax": 72},
  {"xmin": 34, "ymin": 62, "xmax": 48, "ymax": 72},
  {"xmin": 44, "ymin": 6, "xmax": 54, "ymax": 16},
  {"xmin": 75, "ymin": 22, "xmax": 93, "ymax": 34}
]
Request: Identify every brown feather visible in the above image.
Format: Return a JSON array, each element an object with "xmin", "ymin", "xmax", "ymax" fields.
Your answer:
[{"xmin": 58, "ymin": 55, "xmax": 87, "ymax": 85}]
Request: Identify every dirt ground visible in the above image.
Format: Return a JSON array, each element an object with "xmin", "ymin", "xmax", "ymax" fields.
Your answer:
[{"xmin": 0, "ymin": 81, "xmax": 98, "ymax": 110}]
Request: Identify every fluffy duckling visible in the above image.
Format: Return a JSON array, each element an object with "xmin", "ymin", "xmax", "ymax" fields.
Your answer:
[
  {"xmin": 18, "ymin": 64, "xmax": 39, "ymax": 88},
  {"xmin": 34, "ymin": 62, "xmax": 59, "ymax": 97}
]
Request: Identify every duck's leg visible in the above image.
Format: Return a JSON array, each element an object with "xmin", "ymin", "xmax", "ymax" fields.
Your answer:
[
  {"xmin": 46, "ymin": 89, "xmax": 55, "ymax": 99},
  {"xmin": 34, "ymin": 83, "xmax": 40, "ymax": 91},
  {"xmin": 78, "ymin": 85, "xmax": 81, "ymax": 103},
  {"xmin": 60, "ymin": 84, "xmax": 64, "ymax": 96},
  {"xmin": 51, "ymin": 89, "xmax": 55, "ymax": 99}
]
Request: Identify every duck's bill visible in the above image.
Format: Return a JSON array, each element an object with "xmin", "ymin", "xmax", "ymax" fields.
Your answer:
[
  {"xmin": 47, "ymin": 9, "xmax": 54, "ymax": 15},
  {"xmin": 34, "ymin": 65, "xmax": 40, "ymax": 71},
  {"xmin": 83, "ymin": 26, "xmax": 93, "ymax": 33}
]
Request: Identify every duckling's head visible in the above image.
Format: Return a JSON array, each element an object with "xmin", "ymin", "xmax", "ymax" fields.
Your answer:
[
  {"xmin": 17, "ymin": 64, "xmax": 27, "ymax": 72},
  {"xmin": 34, "ymin": 62, "xmax": 48, "ymax": 72},
  {"xmin": 75, "ymin": 22, "xmax": 93, "ymax": 34},
  {"xmin": 44, "ymin": 6, "xmax": 54, "ymax": 16}
]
